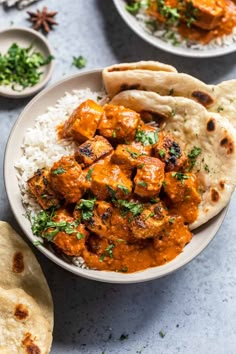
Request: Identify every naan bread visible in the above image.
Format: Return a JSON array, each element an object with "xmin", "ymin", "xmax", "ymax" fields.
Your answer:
[
  {"xmin": 103, "ymin": 62, "xmax": 236, "ymax": 128},
  {"xmin": 0, "ymin": 287, "xmax": 52, "ymax": 354},
  {"xmin": 0, "ymin": 221, "xmax": 53, "ymax": 328},
  {"xmin": 111, "ymin": 90, "xmax": 236, "ymax": 229}
]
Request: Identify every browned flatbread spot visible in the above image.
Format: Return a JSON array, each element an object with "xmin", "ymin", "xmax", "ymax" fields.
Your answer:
[
  {"xmin": 211, "ymin": 189, "xmax": 220, "ymax": 202},
  {"xmin": 206, "ymin": 119, "xmax": 215, "ymax": 132},
  {"xmin": 191, "ymin": 91, "xmax": 214, "ymax": 107},
  {"xmin": 120, "ymin": 83, "xmax": 142, "ymax": 92},
  {"xmin": 220, "ymin": 136, "xmax": 234, "ymax": 154},
  {"xmin": 14, "ymin": 303, "xmax": 29, "ymax": 320},
  {"xmin": 12, "ymin": 251, "xmax": 24, "ymax": 273},
  {"xmin": 140, "ymin": 110, "xmax": 167, "ymax": 126},
  {"xmin": 22, "ymin": 333, "xmax": 41, "ymax": 354},
  {"xmin": 108, "ymin": 67, "xmax": 130, "ymax": 72},
  {"xmin": 219, "ymin": 181, "xmax": 225, "ymax": 189}
]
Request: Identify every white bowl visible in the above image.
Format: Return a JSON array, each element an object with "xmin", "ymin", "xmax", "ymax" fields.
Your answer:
[
  {"xmin": 113, "ymin": 0, "xmax": 236, "ymax": 58},
  {"xmin": 4, "ymin": 69, "xmax": 227, "ymax": 283},
  {"xmin": 0, "ymin": 27, "xmax": 54, "ymax": 98}
]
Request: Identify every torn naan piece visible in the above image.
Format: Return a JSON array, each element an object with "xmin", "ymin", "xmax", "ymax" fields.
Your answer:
[
  {"xmin": 0, "ymin": 221, "xmax": 53, "ymax": 328},
  {"xmin": 0, "ymin": 287, "xmax": 52, "ymax": 354},
  {"xmin": 111, "ymin": 90, "xmax": 236, "ymax": 229},
  {"xmin": 103, "ymin": 62, "xmax": 236, "ymax": 129}
]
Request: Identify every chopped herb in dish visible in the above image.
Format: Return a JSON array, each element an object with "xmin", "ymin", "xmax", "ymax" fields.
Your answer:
[
  {"xmin": 135, "ymin": 128, "xmax": 158, "ymax": 146},
  {"xmin": 0, "ymin": 43, "xmax": 54, "ymax": 91}
]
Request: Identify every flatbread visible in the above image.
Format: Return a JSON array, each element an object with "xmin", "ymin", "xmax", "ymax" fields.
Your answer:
[
  {"xmin": 103, "ymin": 62, "xmax": 236, "ymax": 129},
  {"xmin": 0, "ymin": 287, "xmax": 52, "ymax": 354},
  {"xmin": 0, "ymin": 221, "xmax": 53, "ymax": 328},
  {"xmin": 111, "ymin": 90, "xmax": 236, "ymax": 229}
]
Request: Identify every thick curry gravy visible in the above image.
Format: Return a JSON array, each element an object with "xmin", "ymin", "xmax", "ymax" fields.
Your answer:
[{"xmin": 28, "ymin": 99, "xmax": 201, "ymax": 273}]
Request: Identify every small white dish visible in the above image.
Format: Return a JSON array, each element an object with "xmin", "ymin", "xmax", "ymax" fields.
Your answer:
[
  {"xmin": 4, "ymin": 70, "xmax": 227, "ymax": 283},
  {"xmin": 113, "ymin": 0, "xmax": 236, "ymax": 58},
  {"xmin": 0, "ymin": 27, "xmax": 54, "ymax": 98}
]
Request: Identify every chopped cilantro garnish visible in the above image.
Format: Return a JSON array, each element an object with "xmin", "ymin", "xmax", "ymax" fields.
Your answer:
[
  {"xmin": 76, "ymin": 232, "xmax": 85, "ymax": 240},
  {"xmin": 118, "ymin": 184, "xmax": 130, "ymax": 195},
  {"xmin": 169, "ymin": 217, "xmax": 175, "ymax": 223},
  {"xmin": 99, "ymin": 243, "xmax": 115, "ymax": 262},
  {"xmin": 86, "ymin": 168, "xmax": 93, "ymax": 181},
  {"xmin": 125, "ymin": 1, "xmax": 140, "ymax": 14},
  {"xmin": 117, "ymin": 199, "xmax": 144, "ymax": 222},
  {"xmin": 76, "ymin": 197, "xmax": 96, "ymax": 221},
  {"xmin": 137, "ymin": 181, "xmax": 147, "ymax": 187},
  {"xmin": 135, "ymin": 128, "xmax": 158, "ymax": 146},
  {"xmin": 171, "ymin": 108, "xmax": 176, "ymax": 116},
  {"xmin": 51, "ymin": 167, "xmax": 66, "ymax": 175},
  {"xmin": 217, "ymin": 105, "xmax": 224, "ymax": 112},
  {"xmin": 0, "ymin": 43, "xmax": 54, "ymax": 91},
  {"xmin": 204, "ymin": 164, "xmax": 210, "ymax": 172},
  {"xmin": 156, "ymin": 0, "xmax": 180, "ymax": 25},
  {"xmin": 33, "ymin": 240, "xmax": 43, "ymax": 246},
  {"xmin": 188, "ymin": 146, "xmax": 202, "ymax": 169},
  {"xmin": 125, "ymin": 148, "xmax": 144, "ymax": 159},
  {"xmin": 137, "ymin": 163, "xmax": 145, "ymax": 169},
  {"xmin": 72, "ymin": 55, "xmax": 86, "ymax": 69},
  {"xmin": 158, "ymin": 150, "xmax": 165, "ymax": 158},
  {"xmin": 159, "ymin": 330, "xmax": 166, "ymax": 338},
  {"xmin": 118, "ymin": 266, "xmax": 128, "ymax": 273},
  {"xmin": 171, "ymin": 172, "xmax": 190, "ymax": 184},
  {"xmin": 112, "ymin": 130, "xmax": 117, "ymax": 138}
]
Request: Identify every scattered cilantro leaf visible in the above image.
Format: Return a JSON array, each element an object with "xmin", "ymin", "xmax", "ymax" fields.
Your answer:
[
  {"xmin": 72, "ymin": 55, "xmax": 86, "ymax": 69},
  {"xmin": 118, "ymin": 184, "xmax": 130, "ymax": 195},
  {"xmin": 171, "ymin": 172, "xmax": 190, "ymax": 184},
  {"xmin": 137, "ymin": 181, "xmax": 147, "ymax": 187},
  {"xmin": 135, "ymin": 128, "xmax": 158, "ymax": 146},
  {"xmin": 86, "ymin": 168, "xmax": 93, "ymax": 181},
  {"xmin": 51, "ymin": 167, "xmax": 66, "ymax": 175},
  {"xmin": 188, "ymin": 146, "xmax": 202, "ymax": 170},
  {"xmin": 76, "ymin": 197, "xmax": 96, "ymax": 220}
]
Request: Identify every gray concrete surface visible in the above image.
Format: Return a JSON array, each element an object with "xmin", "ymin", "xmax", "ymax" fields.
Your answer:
[{"xmin": 0, "ymin": 1, "xmax": 236, "ymax": 353}]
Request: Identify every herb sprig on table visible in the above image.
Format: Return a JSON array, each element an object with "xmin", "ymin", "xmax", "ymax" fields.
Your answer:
[{"xmin": 0, "ymin": 43, "xmax": 54, "ymax": 91}]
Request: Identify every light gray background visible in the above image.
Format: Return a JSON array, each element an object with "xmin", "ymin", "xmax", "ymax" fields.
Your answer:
[{"xmin": 0, "ymin": 1, "xmax": 236, "ymax": 353}]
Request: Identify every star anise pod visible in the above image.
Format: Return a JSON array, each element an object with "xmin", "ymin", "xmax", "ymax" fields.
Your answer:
[{"xmin": 27, "ymin": 6, "xmax": 58, "ymax": 33}]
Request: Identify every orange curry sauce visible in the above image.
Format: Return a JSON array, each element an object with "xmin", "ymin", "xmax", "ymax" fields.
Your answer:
[
  {"xmin": 29, "ymin": 100, "xmax": 201, "ymax": 273},
  {"xmin": 147, "ymin": 0, "xmax": 236, "ymax": 44}
]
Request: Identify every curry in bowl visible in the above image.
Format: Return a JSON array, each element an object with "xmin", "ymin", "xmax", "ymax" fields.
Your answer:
[{"xmin": 28, "ymin": 99, "xmax": 201, "ymax": 273}]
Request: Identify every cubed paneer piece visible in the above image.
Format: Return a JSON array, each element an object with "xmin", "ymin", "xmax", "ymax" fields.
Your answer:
[
  {"xmin": 130, "ymin": 202, "xmax": 169, "ymax": 239},
  {"xmin": 112, "ymin": 144, "xmax": 147, "ymax": 170},
  {"xmin": 49, "ymin": 156, "xmax": 85, "ymax": 204},
  {"xmin": 153, "ymin": 216, "xmax": 192, "ymax": 260},
  {"xmin": 163, "ymin": 172, "xmax": 199, "ymax": 203},
  {"xmin": 164, "ymin": 172, "xmax": 201, "ymax": 224},
  {"xmin": 134, "ymin": 156, "xmax": 165, "ymax": 198},
  {"xmin": 27, "ymin": 168, "xmax": 60, "ymax": 210},
  {"xmin": 129, "ymin": 141, "xmax": 152, "ymax": 157},
  {"xmin": 49, "ymin": 210, "xmax": 89, "ymax": 257},
  {"xmin": 98, "ymin": 104, "xmax": 141, "ymax": 142},
  {"xmin": 90, "ymin": 158, "xmax": 133, "ymax": 200},
  {"xmin": 188, "ymin": 0, "xmax": 224, "ymax": 30},
  {"xmin": 153, "ymin": 132, "xmax": 188, "ymax": 172},
  {"xmin": 74, "ymin": 135, "xmax": 113, "ymax": 167},
  {"xmin": 62, "ymin": 99, "xmax": 103, "ymax": 143}
]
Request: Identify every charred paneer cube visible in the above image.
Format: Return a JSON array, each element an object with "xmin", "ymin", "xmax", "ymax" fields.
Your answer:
[
  {"xmin": 163, "ymin": 172, "xmax": 201, "ymax": 224},
  {"xmin": 49, "ymin": 156, "xmax": 85, "ymax": 204},
  {"xmin": 134, "ymin": 156, "xmax": 165, "ymax": 198},
  {"xmin": 130, "ymin": 202, "xmax": 169, "ymax": 239},
  {"xmin": 89, "ymin": 157, "xmax": 133, "ymax": 200},
  {"xmin": 98, "ymin": 104, "xmax": 141, "ymax": 143},
  {"xmin": 74, "ymin": 135, "xmax": 113, "ymax": 168},
  {"xmin": 27, "ymin": 168, "xmax": 60, "ymax": 210},
  {"xmin": 62, "ymin": 99, "xmax": 103, "ymax": 143},
  {"xmin": 153, "ymin": 132, "xmax": 188, "ymax": 172}
]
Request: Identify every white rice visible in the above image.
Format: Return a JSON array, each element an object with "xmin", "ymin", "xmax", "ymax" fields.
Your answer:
[
  {"xmin": 15, "ymin": 88, "xmax": 104, "ymax": 268},
  {"xmin": 135, "ymin": 10, "xmax": 236, "ymax": 50}
]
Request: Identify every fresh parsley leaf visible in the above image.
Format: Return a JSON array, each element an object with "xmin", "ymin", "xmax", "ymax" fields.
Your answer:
[
  {"xmin": 135, "ymin": 129, "xmax": 158, "ymax": 146},
  {"xmin": 76, "ymin": 232, "xmax": 84, "ymax": 240},
  {"xmin": 99, "ymin": 243, "xmax": 115, "ymax": 262},
  {"xmin": 117, "ymin": 199, "xmax": 144, "ymax": 222},
  {"xmin": 137, "ymin": 163, "xmax": 145, "ymax": 169},
  {"xmin": 51, "ymin": 167, "xmax": 66, "ymax": 175},
  {"xmin": 72, "ymin": 55, "xmax": 86, "ymax": 69}
]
